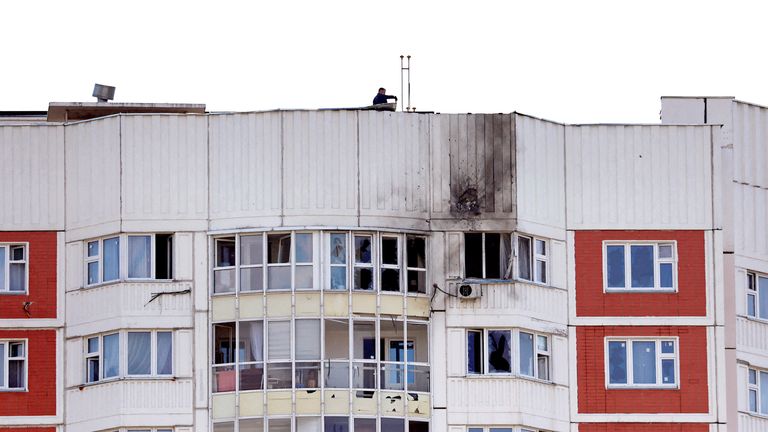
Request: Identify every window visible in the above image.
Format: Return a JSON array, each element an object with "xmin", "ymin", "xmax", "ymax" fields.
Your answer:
[
  {"xmin": 517, "ymin": 235, "xmax": 547, "ymax": 284},
  {"xmin": 213, "ymin": 232, "xmax": 316, "ymax": 294},
  {"xmin": 748, "ymin": 368, "xmax": 768, "ymax": 415},
  {"xmin": 464, "ymin": 233, "xmax": 512, "ymax": 279},
  {"xmin": 0, "ymin": 244, "xmax": 27, "ymax": 293},
  {"xmin": 747, "ymin": 271, "xmax": 768, "ymax": 320},
  {"xmin": 466, "ymin": 329, "xmax": 550, "ymax": 380},
  {"xmin": 604, "ymin": 242, "xmax": 676, "ymax": 290},
  {"xmin": 85, "ymin": 234, "xmax": 173, "ymax": 286},
  {"xmin": 85, "ymin": 331, "xmax": 173, "ymax": 383},
  {"xmin": 0, "ymin": 341, "xmax": 26, "ymax": 390},
  {"xmin": 606, "ymin": 338, "xmax": 677, "ymax": 388},
  {"xmin": 407, "ymin": 236, "xmax": 427, "ymax": 293}
]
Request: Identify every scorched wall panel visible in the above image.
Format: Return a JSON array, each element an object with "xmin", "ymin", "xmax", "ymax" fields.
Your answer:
[
  {"xmin": 565, "ymin": 124, "xmax": 713, "ymax": 230},
  {"xmin": 0, "ymin": 125, "xmax": 64, "ymax": 231}
]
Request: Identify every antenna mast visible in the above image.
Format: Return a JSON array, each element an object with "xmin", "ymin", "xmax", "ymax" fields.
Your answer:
[{"xmin": 400, "ymin": 55, "xmax": 412, "ymax": 112}]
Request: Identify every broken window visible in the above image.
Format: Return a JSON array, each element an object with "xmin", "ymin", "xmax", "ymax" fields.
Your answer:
[
  {"xmin": 329, "ymin": 233, "xmax": 348, "ymax": 290},
  {"xmin": 409, "ymin": 421, "xmax": 429, "ymax": 432},
  {"xmin": 467, "ymin": 329, "xmax": 483, "ymax": 374},
  {"xmin": 467, "ymin": 328, "xmax": 551, "ymax": 380},
  {"xmin": 407, "ymin": 236, "xmax": 427, "ymax": 293},
  {"xmin": 325, "ymin": 319, "xmax": 349, "ymax": 388},
  {"xmin": 354, "ymin": 235, "xmax": 374, "ymax": 290},
  {"xmin": 213, "ymin": 322, "xmax": 236, "ymax": 392},
  {"xmin": 267, "ymin": 233, "xmax": 291, "ymax": 290},
  {"xmin": 353, "ymin": 321, "xmax": 376, "ymax": 389},
  {"xmin": 488, "ymin": 330, "xmax": 511, "ymax": 373},
  {"xmin": 381, "ymin": 236, "xmax": 400, "ymax": 292},
  {"xmin": 0, "ymin": 244, "xmax": 26, "ymax": 292},
  {"xmin": 213, "ymin": 237, "xmax": 236, "ymax": 293},
  {"xmin": 464, "ymin": 233, "xmax": 512, "ymax": 279}
]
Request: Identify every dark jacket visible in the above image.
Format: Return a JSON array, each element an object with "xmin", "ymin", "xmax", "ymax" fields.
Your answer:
[{"xmin": 373, "ymin": 93, "xmax": 397, "ymax": 105}]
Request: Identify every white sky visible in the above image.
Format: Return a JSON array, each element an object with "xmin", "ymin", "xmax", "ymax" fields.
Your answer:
[{"xmin": 3, "ymin": 0, "xmax": 768, "ymax": 123}]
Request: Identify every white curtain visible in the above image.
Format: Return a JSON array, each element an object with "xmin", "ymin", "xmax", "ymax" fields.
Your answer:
[
  {"xmin": 296, "ymin": 417, "xmax": 321, "ymax": 432},
  {"xmin": 127, "ymin": 332, "xmax": 151, "ymax": 375},
  {"xmin": 246, "ymin": 321, "xmax": 263, "ymax": 362},
  {"xmin": 128, "ymin": 236, "xmax": 151, "ymax": 278},
  {"xmin": 295, "ymin": 320, "xmax": 320, "ymax": 360},
  {"xmin": 268, "ymin": 321, "xmax": 290, "ymax": 360},
  {"xmin": 156, "ymin": 331, "xmax": 173, "ymax": 375},
  {"xmin": 103, "ymin": 333, "xmax": 120, "ymax": 378}
]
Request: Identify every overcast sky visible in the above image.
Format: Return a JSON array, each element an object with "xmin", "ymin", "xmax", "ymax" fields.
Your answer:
[{"xmin": 3, "ymin": 0, "xmax": 767, "ymax": 123}]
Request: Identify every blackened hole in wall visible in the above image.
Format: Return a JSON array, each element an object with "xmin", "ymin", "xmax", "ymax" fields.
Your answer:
[{"xmin": 464, "ymin": 233, "xmax": 483, "ymax": 278}]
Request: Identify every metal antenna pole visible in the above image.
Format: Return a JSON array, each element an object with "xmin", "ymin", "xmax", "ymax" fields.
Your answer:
[
  {"xmin": 407, "ymin": 55, "xmax": 412, "ymax": 112},
  {"xmin": 400, "ymin": 55, "xmax": 405, "ymax": 112}
]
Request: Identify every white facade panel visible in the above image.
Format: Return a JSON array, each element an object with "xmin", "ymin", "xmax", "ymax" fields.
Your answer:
[
  {"xmin": 0, "ymin": 124, "xmax": 64, "ymax": 230},
  {"xmin": 358, "ymin": 111, "xmax": 430, "ymax": 227},
  {"xmin": 733, "ymin": 102, "xmax": 768, "ymax": 187},
  {"xmin": 66, "ymin": 282, "xmax": 193, "ymax": 337},
  {"xmin": 65, "ymin": 116, "xmax": 121, "ymax": 240},
  {"xmin": 660, "ymin": 97, "xmax": 706, "ymax": 124},
  {"xmin": 446, "ymin": 378, "xmax": 569, "ymax": 429},
  {"xmin": 120, "ymin": 115, "xmax": 208, "ymax": 228},
  {"xmin": 565, "ymin": 124, "xmax": 713, "ymax": 229},
  {"xmin": 515, "ymin": 115, "xmax": 566, "ymax": 238},
  {"xmin": 282, "ymin": 110, "xmax": 358, "ymax": 225},
  {"xmin": 734, "ymin": 182, "xmax": 768, "ymax": 262},
  {"xmin": 739, "ymin": 413, "xmax": 768, "ymax": 432},
  {"xmin": 735, "ymin": 317, "xmax": 768, "ymax": 359},
  {"xmin": 446, "ymin": 283, "xmax": 568, "ymax": 329},
  {"xmin": 209, "ymin": 112, "xmax": 282, "ymax": 228},
  {"xmin": 65, "ymin": 379, "xmax": 193, "ymax": 431}
]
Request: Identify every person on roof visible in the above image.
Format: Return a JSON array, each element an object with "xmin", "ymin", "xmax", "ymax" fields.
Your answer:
[{"xmin": 373, "ymin": 88, "xmax": 398, "ymax": 105}]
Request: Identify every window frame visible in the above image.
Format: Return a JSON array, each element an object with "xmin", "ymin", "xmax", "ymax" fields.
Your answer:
[
  {"xmin": 602, "ymin": 241, "xmax": 678, "ymax": 292},
  {"xmin": 464, "ymin": 232, "xmax": 513, "ymax": 281},
  {"xmin": 516, "ymin": 234, "xmax": 548, "ymax": 285},
  {"xmin": 0, "ymin": 339, "xmax": 27, "ymax": 391},
  {"xmin": 84, "ymin": 330, "xmax": 174, "ymax": 384},
  {"xmin": 746, "ymin": 271, "xmax": 768, "ymax": 321},
  {"xmin": 85, "ymin": 233, "xmax": 174, "ymax": 288},
  {"xmin": 0, "ymin": 243, "xmax": 29, "ymax": 294},
  {"xmin": 748, "ymin": 367, "xmax": 768, "ymax": 416},
  {"xmin": 465, "ymin": 328, "xmax": 552, "ymax": 382},
  {"xmin": 604, "ymin": 337, "xmax": 679, "ymax": 389}
]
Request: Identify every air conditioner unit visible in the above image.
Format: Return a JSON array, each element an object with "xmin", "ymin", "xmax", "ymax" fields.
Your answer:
[{"xmin": 451, "ymin": 282, "xmax": 481, "ymax": 300}]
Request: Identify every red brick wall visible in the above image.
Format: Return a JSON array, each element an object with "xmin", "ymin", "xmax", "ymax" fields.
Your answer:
[
  {"xmin": 0, "ymin": 429, "xmax": 57, "ymax": 431},
  {"xmin": 575, "ymin": 230, "xmax": 706, "ymax": 317},
  {"xmin": 0, "ymin": 232, "xmax": 57, "ymax": 319},
  {"xmin": 0, "ymin": 330, "xmax": 56, "ymax": 416},
  {"xmin": 577, "ymin": 326, "xmax": 709, "ymax": 414},
  {"xmin": 579, "ymin": 424, "xmax": 710, "ymax": 432}
]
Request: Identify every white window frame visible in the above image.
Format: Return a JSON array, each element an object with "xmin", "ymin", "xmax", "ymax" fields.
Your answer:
[
  {"xmin": 0, "ymin": 243, "xmax": 28, "ymax": 294},
  {"xmin": 604, "ymin": 337, "xmax": 679, "ymax": 389},
  {"xmin": 746, "ymin": 271, "xmax": 768, "ymax": 321},
  {"xmin": 467, "ymin": 427, "xmax": 543, "ymax": 432},
  {"xmin": 603, "ymin": 241, "xmax": 678, "ymax": 292},
  {"xmin": 405, "ymin": 235, "xmax": 428, "ymax": 294},
  {"xmin": 85, "ymin": 233, "xmax": 174, "ymax": 287},
  {"xmin": 380, "ymin": 234, "xmax": 402, "ymax": 293},
  {"xmin": 515, "ymin": 234, "xmax": 548, "ymax": 285},
  {"xmin": 465, "ymin": 328, "xmax": 552, "ymax": 382},
  {"xmin": 84, "ymin": 330, "xmax": 174, "ymax": 384},
  {"xmin": 0, "ymin": 340, "xmax": 27, "ymax": 391}
]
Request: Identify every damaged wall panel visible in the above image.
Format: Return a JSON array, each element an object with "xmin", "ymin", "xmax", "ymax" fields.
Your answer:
[{"xmin": 430, "ymin": 114, "xmax": 516, "ymax": 231}]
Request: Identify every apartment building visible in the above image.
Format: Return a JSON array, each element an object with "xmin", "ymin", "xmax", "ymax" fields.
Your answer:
[{"xmin": 0, "ymin": 97, "xmax": 762, "ymax": 431}]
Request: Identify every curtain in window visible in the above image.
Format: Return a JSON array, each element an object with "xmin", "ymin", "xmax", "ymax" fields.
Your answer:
[
  {"xmin": 128, "ymin": 236, "xmax": 151, "ymax": 278},
  {"xmin": 296, "ymin": 417, "xmax": 321, "ymax": 432},
  {"xmin": 268, "ymin": 321, "xmax": 291, "ymax": 360},
  {"xmin": 632, "ymin": 341, "xmax": 656, "ymax": 384},
  {"xmin": 127, "ymin": 332, "xmax": 151, "ymax": 375},
  {"xmin": 103, "ymin": 333, "xmax": 120, "ymax": 378},
  {"xmin": 103, "ymin": 237, "xmax": 120, "ymax": 281},
  {"xmin": 517, "ymin": 236, "xmax": 531, "ymax": 280},
  {"xmin": 157, "ymin": 331, "xmax": 173, "ymax": 375},
  {"xmin": 295, "ymin": 320, "xmax": 320, "ymax": 360},
  {"xmin": 9, "ymin": 261, "xmax": 24, "ymax": 291},
  {"xmin": 242, "ymin": 321, "xmax": 263, "ymax": 362}
]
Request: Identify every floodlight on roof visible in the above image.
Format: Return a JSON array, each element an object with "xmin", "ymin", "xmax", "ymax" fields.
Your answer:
[{"xmin": 92, "ymin": 84, "xmax": 116, "ymax": 103}]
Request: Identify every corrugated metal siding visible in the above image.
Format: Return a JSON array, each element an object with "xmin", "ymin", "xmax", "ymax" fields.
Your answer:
[
  {"xmin": 358, "ymin": 111, "xmax": 429, "ymax": 218},
  {"xmin": 515, "ymin": 115, "xmax": 566, "ymax": 232},
  {"xmin": 65, "ymin": 116, "xmax": 121, "ymax": 234},
  {"xmin": 736, "ymin": 316, "xmax": 768, "ymax": 356},
  {"xmin": 565, "ymin": 125, "xmax": 713, "ymax": 229},
  {"xmin": 282, "ymin": 111, "xmax": 358, "ymax": 218},
  {"xmin": 209, "ymin": 112, "xmax": 282, "ymax": 224},
  {"xmin": 445, "ymin": 282, "xmax": 567, "ymax": 326},
  {"xmin": 430, "ymin": 114, "xmax": 516, "ymax": 221},
  {"xmin": 734, "ymin": 183, "xmax": 768, "ymax": 261},
  {"xmin": 733, "ymin": 102, "xmax": 768, "ymax": 187},
  {"xmin": 121, "ymin": 115, "xmax": 208, "ymax": 223},
  {"xmin": 0, "ymin": 125, "xmax": 64, "ymax": 230},
  {"xmin": 739, "ymin": 413, "xmax": 768, "ymax": 432}
]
